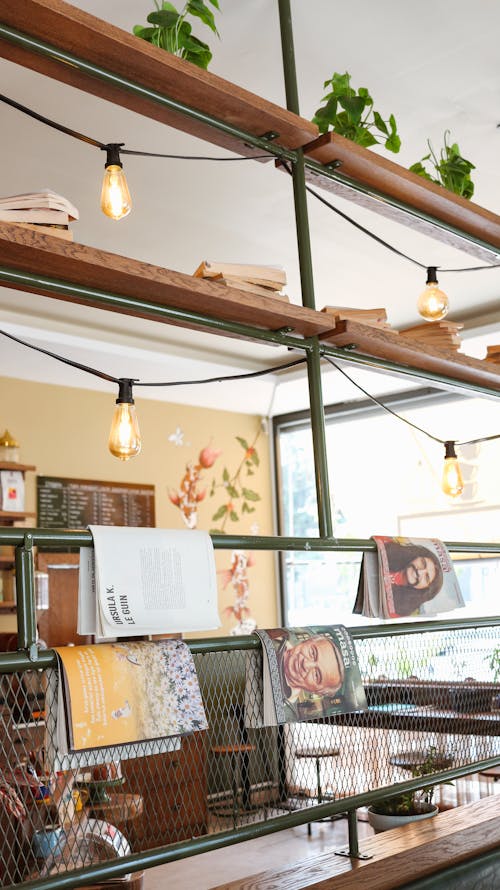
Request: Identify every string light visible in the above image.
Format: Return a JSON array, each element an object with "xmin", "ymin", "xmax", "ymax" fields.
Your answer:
[
  {"xmin": 108, "ymin": 378, "xmax": 141, "ymax": 460},
  {"xmin": 101, "ymin": 144, "xmax": 132, "ymax": 221},
  {"xmin": 441, "ymin": 441, "xmax": 464, "ymax": 498},
  {"xmin": 323, "ymin": 355, "xmax": 500, "ymax": 499},
  {"xmin": 417, "ymin": 267, "xmax": 450, "ymax": 321}
]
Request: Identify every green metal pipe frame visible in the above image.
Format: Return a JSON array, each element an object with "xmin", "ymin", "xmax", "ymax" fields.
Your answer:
[
  {"xmin": 8, "ymin": 753, "xmax": 500, "ymax": 890},
  {"xmin": 1, "ymin": 23, "xmax": 500, "ymax": 260},
  {"xmin": 1, "ymin": 5, "xmax": 500, "ymax": 885},
  {"xmin": 0, "ymin": 25, "xmax": 297, "ymax": 164}
]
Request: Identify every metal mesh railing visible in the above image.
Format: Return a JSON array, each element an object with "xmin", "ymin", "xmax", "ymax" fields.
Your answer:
[{"xmin": 0, "ymin": 622, "xmax": 498, "ymax": 887}]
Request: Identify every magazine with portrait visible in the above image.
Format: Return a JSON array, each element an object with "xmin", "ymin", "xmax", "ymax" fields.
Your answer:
[
  {"xmin": 354, "ymin": 535, "xmax": 465, "ymax": 619},
  {"xmin": 249, "ymin": 625, "xmax": 367, "ymax": 727}
]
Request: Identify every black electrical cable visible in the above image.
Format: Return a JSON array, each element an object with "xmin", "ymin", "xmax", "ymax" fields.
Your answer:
[
  {"xmin": 0, "ymin": 327, "xmax": 306, "ymax": 387},
  {"xmin": 281, "ymin": 162, "xmax": 500, "ymax": 273},
  {"xmin": 323, "ymin": 354, "xmax": 500, "ymax": 448},
  {"xmin": 0, "ymin": 93, "xmax": 270, "ymax": 162}
]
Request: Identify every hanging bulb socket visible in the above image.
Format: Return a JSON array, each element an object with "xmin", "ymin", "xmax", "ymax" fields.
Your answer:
[
  {"xmin": 417, "ymin": 266, "xmax": 449, "ymax": 321},
  {"xmin": 442, "ymin": 440, "xmax": 464, "ymax": 498},
  {"xmin": 101, "ymin": 143, "xmax": 132, "ymax": 220},
  {"xmin": 108, "ymin": 378, "xmax": 141, "ymax": 461}
]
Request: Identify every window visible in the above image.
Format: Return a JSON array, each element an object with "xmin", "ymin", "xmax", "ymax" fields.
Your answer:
[{"xmin": 274, "ymin": 386, "xmax": 500, "ymax": 626}]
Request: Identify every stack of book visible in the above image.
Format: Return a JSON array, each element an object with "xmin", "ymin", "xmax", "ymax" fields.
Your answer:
[
  {"xmin": 194, "ymin": 261, "xmax": 289, "ymax": 301},
  {"xmin": 321, "ymin": 306, "xmax": 393, "ymax": 330},
  {"xmin": 0, "ymin": 190, "xmax": 79, "ymax": 241},
  {"xmin": 484, "ymin": 345, "xmax": 500, "ymax": 365},
  {"xmin": 399, "ymin": 321, "xmax": 463, "ymax": 351}
]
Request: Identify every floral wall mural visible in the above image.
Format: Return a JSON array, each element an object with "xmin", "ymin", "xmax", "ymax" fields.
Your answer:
[
  {"xmin": 168, "ymin": 442, "xmax": 221, "ymax": 529},
  {"xmin": 167, "ymin": 424, "xmax": 266, "ymax": 634}
]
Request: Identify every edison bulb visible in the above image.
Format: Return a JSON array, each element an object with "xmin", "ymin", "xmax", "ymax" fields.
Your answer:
[
  {"xmin": 108, "ymin": 403, "xmax": 141, "ymax": 460},
  {"xmin": 418, "ymin": 282, "xmax": 449, "ymax": 321},
  {"xmin": 101, "ymin": 165, "xmax": 132, "ymax": 220},
  {"xmin": 441, "ymin": 442, "xmax": 463, "ymax": 497}
]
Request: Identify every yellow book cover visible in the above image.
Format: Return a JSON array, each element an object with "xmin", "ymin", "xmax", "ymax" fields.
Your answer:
[{"xmin": 54, "ymin": 640, "xmax": 207, "ymax": 752}]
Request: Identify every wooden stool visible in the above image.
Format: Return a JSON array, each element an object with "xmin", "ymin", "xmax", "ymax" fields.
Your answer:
[
  {"xmin": 295, "ymin": 746, "xmax": 340, "ymax": 835},
  {"xmin": 211, "ymin": 744, "xmax": 256, "ymax": 828}
]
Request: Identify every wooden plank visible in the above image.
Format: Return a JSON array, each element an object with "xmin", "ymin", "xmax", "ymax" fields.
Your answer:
[
  {"xmin": 0, "ymin": 223, "xmax": 333, "ymax": 339},
  {"xmin": 321, "ymin": 319, "xmax": 500, "ymax": 391},
  {"xmin": 0, "ymin": 0, "xmax": 318, "ymax": 157},
  {"xmin": 303, "ymin": 133, "xmax": 500, "ymax": 263},
  {"xmin": 209, "ymin": 798, "xmax": 500, "ymax": 890}
]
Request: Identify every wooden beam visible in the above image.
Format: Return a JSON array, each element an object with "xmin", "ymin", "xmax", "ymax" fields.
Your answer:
[
  {"xmin": 321, "ymin": 319, "xmax": 500, "ymax": 391},
  {"xmin": 208, "ymin": 797, "xmax": 500, "ymax": 890},
  {"xmin": 304, "ymin": 133, "xmax": 500, "ymax": 263},
  {"xmin": 0, "ymin": 223, "xmax": 333, "ymax": 340},
  {"xmin": 0, "ymin": 0, "xmax": 318, "ymax": 157}
]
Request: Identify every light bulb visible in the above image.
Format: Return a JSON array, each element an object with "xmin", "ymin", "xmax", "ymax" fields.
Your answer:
[
  {"xmin": 441, "ymin": 441, "xmax": 464, "ymax": 498},
  {"xmin": 108, "ymin": 379, "xmax": 141, "ymax": 460},
  {"xmin": 417, "ymin": 267, "xmax": 449, "ymax": 321},
  {"xmin": 101, "ymin": 144, "xmax": 131, "ymax": 221}
]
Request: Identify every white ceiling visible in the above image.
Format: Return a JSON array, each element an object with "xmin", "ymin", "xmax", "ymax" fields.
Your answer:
[{"xmin": 1, "ymin": 0, "xmax": 500, "ymax": 415}]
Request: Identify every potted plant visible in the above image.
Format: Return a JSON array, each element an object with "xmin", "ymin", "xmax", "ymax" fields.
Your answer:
[
  {"xmin": 312, "ymin": 71, "xmax": 401, "ymax": 153},
  {"xmin": 367, "ymin": 747, "xmax": 446, "ymax": 833},
  {"xmin": 133, "ymin": 0, "xmax": 220, "ymax": 70},
  {"xmin": 409, "ymin": 131, "xmax": 475, "ymax": 199}
]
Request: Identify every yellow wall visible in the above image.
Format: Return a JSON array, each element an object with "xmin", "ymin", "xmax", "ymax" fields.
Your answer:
[{"xmin": 0, "ymin": 376, "xmax": 278, "ymax": 636}]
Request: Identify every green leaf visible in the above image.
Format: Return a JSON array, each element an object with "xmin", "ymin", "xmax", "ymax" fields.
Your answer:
[
  {"xmin": 354, "ymin": 128, "xmax": 378, "ymax": 148},
  {"xmin": 208, "ymin": 0, "xmax": 220, "ymax": 7},
  {"xmin": 133, "ymin": 25, "xmax": 157, "ymax": 41},
  {"xmin": 251, "ymin": 450, "xmax": 259, "ymax": 466},
  {"xmin": 385, "ymin": 132, "xmax": 401, "ymax": 153},
  {"xmin": 226, "ymin": 485, "xmax": 239, "ymax": 498},
  {"xmin": 242, "ymin": 488, "xmax": 260, "ymax": 502},
  {"xmin": 236, "ymin": 436, "xmax": 249, "ymax": 450},
  {"xmin": 242, "ymin": 502, "xmax": 249, "ymax": 513},
  {"xmin": 222, "ymin": 467, "xmax": 229, "ymax": 482},
  {"xmin": 212, "ymin": 504, "xmax": 228, "ymax": 521},
  {"xmin": 185, "ymin": 48, "xmax": 212, "ymax": 68},
  {"xmin": 210, "ymin": 528, "xmax": 226, "ymax": 535},
  {"xmin": 246, "ymin": 468, "xmax": 254, "ymax": 476},
  {"xmin": 230, "ymin": 510, "xmax": 239, "ymax": 522},
  {"xmin": 187, "ymin": 0, "xmax": 219, "ymax": 34},
  {"xmin": 147, "ymin": 9, "xmax": 180, "ymax": 26},
  {"xmin": 338, "ymin": 95, "xmax": 366, "ymax": 126},
  {"xmin": 372, "ymin": 111, "xmax": 388, "ymax": 135}
]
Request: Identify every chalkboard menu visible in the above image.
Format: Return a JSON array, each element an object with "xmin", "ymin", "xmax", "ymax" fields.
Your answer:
[{"xmin": 37, "ymin": 476, "xmax": 155, "ymax": 529}]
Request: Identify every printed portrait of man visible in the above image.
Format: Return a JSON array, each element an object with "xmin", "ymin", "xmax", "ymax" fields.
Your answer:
[{"xmin": 267, "ymin": 629, "xmax": 346, "ymax": 721}]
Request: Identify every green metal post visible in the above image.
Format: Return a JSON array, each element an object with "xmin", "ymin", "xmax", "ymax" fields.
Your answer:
[
  {"xmin": 278, "ymin": 0, "xmax": 333, "ymax": 537},
  {"xmin": 15, "ymin": 534, "xmax": 38, "ymax": 660}
]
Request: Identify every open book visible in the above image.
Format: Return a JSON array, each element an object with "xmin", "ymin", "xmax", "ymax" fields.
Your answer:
[
  {"xmin": 45, "ymin": 640, "xmax": 207, "ymax": 770},
  {"xmin": 247, "ymin": 625, "xmax": 367, "ymax": 726},
  {"xmin": 354, "ymin": 535, "xmax": 465, "ymax": 619},
  {"xmin": 78, "ymin": 526, "xmax": 220, "ymax": 637}
]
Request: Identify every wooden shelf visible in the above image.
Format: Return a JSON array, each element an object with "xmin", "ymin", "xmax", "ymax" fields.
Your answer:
[
  {"xmin": 0, "ymin": 511, "xmax": 36, "ymax": 523},
  {"xmin": 304, "ymin": 132, "xmax": 500, "ymax": 263},
  {"xmin": 0, "ymin": 0, "xmax": 318, "ymax": 158},
  {"xmin": 0, "ymin": 602, "xmax": 16, "ymax": 612},
  {"xmin": 0, "ymin": 222, "xmax": 334, "ymax": 340},
  {"xmin": 0, "ymin": 463, "xmax": 36, "ymax": 472},
  {"xmin": 321, "ymin": 320, "xmax": 500, "ymax": 391}
]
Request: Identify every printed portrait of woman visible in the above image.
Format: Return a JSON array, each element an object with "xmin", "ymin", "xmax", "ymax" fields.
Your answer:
[{"xmin": 384, "ymin": 541, "xmax": 444, "ymax": 617}]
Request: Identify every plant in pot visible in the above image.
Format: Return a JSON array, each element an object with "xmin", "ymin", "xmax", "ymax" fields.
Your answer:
[
  {"xmin": 312, "ymin": 71, "xmax": 401, "ymax": 153},
  {"xmin": 133, "ymin": 0, "xmax": 220, "ymax": 70},
  {"xmin": 368, "ymin": 747, "xmax": 448, "ymax": 833},
  {"xmin": 409, "ymin": 131, "xmax": 475, "ymax": 199}
]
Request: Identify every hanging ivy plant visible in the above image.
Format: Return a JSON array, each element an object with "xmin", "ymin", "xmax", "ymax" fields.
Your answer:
[
  {"xmin": 312, "ymin": 71, "xmax": 401, "ymax": 153},
  {"xmin": 409, "ymin": 131, "xmax": 475, "ymax": 199},
  {"xmin": 133, "ymin": 0, "xmax": 220, "ymax": 70}
]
